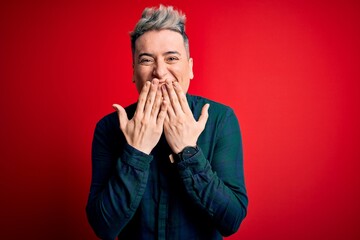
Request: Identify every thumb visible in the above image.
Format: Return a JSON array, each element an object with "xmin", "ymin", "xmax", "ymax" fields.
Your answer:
[
  {"xmin": 112, "ymin": 104, "xmax": 128, "ymax": 130},
  {"xmin": 198, "ymin": 103, "xmax": 210, "ymax": 130}
]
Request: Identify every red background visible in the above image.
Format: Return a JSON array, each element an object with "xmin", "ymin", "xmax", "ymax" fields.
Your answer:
[{"xmin": 1, "ymin": 0, "xmax": 359, "ymax": 239}]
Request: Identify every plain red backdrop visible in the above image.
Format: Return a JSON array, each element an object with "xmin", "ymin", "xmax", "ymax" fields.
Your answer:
[{"xmin": 1, "ymin": 0, "xmax": 359, "ymax": 239}]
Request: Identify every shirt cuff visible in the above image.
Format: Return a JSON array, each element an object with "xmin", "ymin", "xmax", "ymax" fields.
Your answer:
[
  {"xmin": 120, "ymin": 143, "xmax": 153, "ymax": 171},
  {"xmin": 176, "ymin": 148, "xmax": 208, "ymax": 177}
]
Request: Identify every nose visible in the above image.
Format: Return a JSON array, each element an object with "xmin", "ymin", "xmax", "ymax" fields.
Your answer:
[{"xmin": 152, "ymin": 61, "xmax": 167, "ymax": 79}]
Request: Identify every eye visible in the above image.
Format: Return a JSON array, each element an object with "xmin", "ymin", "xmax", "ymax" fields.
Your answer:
[
  {"xmin": 139, "ymin": 57, "xmax": 154, "ymax": 65},
  {"xmin": 166, "ymin": 56, "xmax": 180, "ymax": 63}
]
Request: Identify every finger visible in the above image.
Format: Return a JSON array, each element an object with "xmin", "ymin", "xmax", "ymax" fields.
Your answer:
[
  {"xmin": 136, "ymin": 81, "xmax": 151, "ymax": 115},
  {"xmin": 156, "ymin": 99, "xmax": 168, "ymax": 126},
  {"xmin": 144, "ymin": 79, "xmax": 159, "ymax": 118},
  {"xmin": 165, "ymin": 79, "xmax": 182, "ymax": 115},
  {"xmin": 162, "ymin": 84, "xmax": 175, "ymax": 118},
  {"xmin": 150, "ymin": 81, "xmax": 162, "ymax": 118},
  {"xmin": 112, "ymin": 104, "xmax": 129, "ymax": 131},
  {"xmin": 197, "ymin": 103, "xmax": 210, "ymax": 130},
  {"xmin": 173, "ymin": 81, "xmax": 191, "ymax": 114},
  {"xmin": 163, "ymin": 112, "xmax": 171, "ymax": 127}
]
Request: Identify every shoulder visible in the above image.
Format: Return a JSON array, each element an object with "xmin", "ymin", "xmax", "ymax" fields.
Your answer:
[
  {"xmin": 187, "ymin": 94, "xmax": 236, "ymax": 120},
  {"xmin": 96, "ymin": 111, "xmax": 118, "ymax": 128},
  {"xmin": 95, "ymin": 102, "xmax": 137, "ymax": 131}
]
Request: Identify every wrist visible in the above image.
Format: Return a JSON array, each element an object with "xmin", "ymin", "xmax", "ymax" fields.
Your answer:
[
  {"xmin": 174, "ymin": 143, "xmax": 197, "ymax": 154},
  {"xmin": 169, "ymin": 145, "xmax": 199, "ymax": 163},
  {"xmin": 128, "ymin": 143, "xmax": 152, "ymax": 155}
]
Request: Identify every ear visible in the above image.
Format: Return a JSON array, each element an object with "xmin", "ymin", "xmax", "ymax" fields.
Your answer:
[{"xmin": 188, "ymin": 58, "xmax": 194, "ymax": 80}]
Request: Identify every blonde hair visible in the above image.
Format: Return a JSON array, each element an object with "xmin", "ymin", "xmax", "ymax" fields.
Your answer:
[{"xmin": 130, "ymin": 5, "xmax": 189, "ymax": 58}]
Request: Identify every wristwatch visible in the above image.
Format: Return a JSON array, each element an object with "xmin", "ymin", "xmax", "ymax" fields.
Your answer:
[{"xmin": 169, "ymin": 146, "xmax": 199, "ymax": 163}]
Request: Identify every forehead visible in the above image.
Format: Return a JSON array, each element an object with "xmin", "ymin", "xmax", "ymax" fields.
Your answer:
[{"xmin": 135, "ymin": 29, "xmax": 186, "ymax": 55}]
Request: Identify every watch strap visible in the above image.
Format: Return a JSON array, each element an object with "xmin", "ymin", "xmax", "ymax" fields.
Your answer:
[{"xmin": 169, "ymin": 146, "xmax": 199, "ymax": 163}]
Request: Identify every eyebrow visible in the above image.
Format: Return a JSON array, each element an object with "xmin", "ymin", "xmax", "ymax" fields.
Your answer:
[
  {"xmin": 138, "ymin": 51, "xmax": 181, "ymax": 59},
  {"xmin": 164, "ymin": 51, "xmax": 181, "ymax": 56},
  {"xmin": 138, "ymin": 53, "xmax": 153, "ymax": 59}
]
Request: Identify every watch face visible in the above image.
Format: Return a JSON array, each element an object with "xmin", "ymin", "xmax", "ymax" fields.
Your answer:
[
  {"xmin": 181, "ymin": 146, "xmax": 198, "ymax": 160},
  {"xmin": 183, "ymin": 146, "xmax": 198, "ymax": 155},
  {"xmin": 170, "ymin": 146, "xmax": 199, "ymax": 163}
]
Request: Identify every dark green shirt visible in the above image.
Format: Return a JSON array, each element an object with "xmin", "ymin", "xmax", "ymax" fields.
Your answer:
[{"xmin": 86, "ymin": 94, "xmax": 248, "ymax": 240}]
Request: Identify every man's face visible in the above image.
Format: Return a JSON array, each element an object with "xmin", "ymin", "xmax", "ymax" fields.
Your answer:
[{"xmin": 132, "ymin": 29, "xmax": 194, "ymax": 93}]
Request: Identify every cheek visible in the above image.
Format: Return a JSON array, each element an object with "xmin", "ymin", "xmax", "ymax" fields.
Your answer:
[
  {"xmin": 135, "ymin": 82, "xmax": 143, "ymax": 93},
  {"xmin": 173, "ymin": 65, "xmax": 191, "ymax": 82},
  {"xmin": 134, "ymin": 68, "xmax": 147, "ymax": 80},
  {"xmin": 134, "ymin": 69, "xmax": 151, "ymax": 82},
  {"xmin": 180, "ymin": 81, "xmax": 190, "ymax": 93},
  {"xmin": 133, "ymin": 68, "xmax": 152, "ymax": 92}
]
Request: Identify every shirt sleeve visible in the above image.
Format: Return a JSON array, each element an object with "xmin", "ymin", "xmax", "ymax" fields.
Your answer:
[
  {"xmin": 176, "ymin": 107, "xmax": 248, "ymax": 237},
  {"xmin": 86, "ymin": 116, "xmax": 152, "ymax": 240}
]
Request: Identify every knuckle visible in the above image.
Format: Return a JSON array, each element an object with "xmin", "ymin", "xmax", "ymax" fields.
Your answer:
[
  {"xmin": 153, "ymin": 101, "xmax": 160, "ymax": 109},
  {"xmin": 140, "ymin": 118, "xmax": 148, "ymax": 126},
  {"xmin": 179, "ymin": 95, "xmax": 186, "ymax": 102},
  {"xmin": 134, "ymin": 113, "xmax": 144, "ymax": 123},
  {"xmin": 138, "ymin": 96, "xmax": 146, "ymax": 104}
]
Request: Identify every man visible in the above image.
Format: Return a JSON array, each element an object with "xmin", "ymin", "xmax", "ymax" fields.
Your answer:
[{"xmin": 86, "ymin": 5, "xmax": 248, "ymax": 240}]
